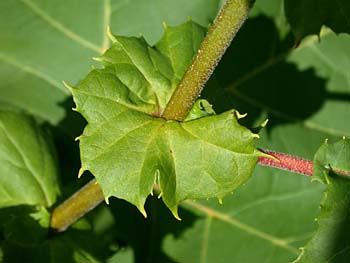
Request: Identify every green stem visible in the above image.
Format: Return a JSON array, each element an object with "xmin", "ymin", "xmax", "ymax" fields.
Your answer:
[
  {"xmin": 49, "ymin": 0, "xmax": 255, "ymax": 232},
  {"xmin": 162, "ymin": 0, "xmax": 254, "ymax": 120},
  {"xmin": 50, "ymin": 179, "xmax": 103, "ymax": 232}
]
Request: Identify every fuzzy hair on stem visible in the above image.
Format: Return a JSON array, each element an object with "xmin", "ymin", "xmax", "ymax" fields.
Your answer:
[{"xmin": 162, "ymin": 0, "xmax": 255, "ymax": 121}]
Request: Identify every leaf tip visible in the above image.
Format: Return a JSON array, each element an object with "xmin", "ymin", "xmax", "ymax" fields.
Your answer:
[
  {"xmin": 252, "ymin": 133, "xmax": 260, "ymax": 139},
  {"xmin": 138, "ymin": 32, "xmax": 144, "ymax": 39},
  {"xmin": 62, "ymin": 81, "xmax": 74, "ymax": 93},
  {"xmin": 138, "ymin": 206, "xmax": 147, "ymax": 218},
  {"xmin": 171, "ymin": 208, "xmax": 181, "ymax": 221},
  {"xmin": 107, "ymin": 26, "xmax": 116, "ymax": 42},
  {"xmin": 218, "ymin": 198, "xmax": 223, "ymax": 205},
  {"xmin": 78, "ymin": 168, "xmax": 85, "ymax": 178},
  {"xmin": 260, "ymin": 119, "xmax": 269, "ymax": 128},
  {"xmin": 234, "ymin": 110, "xmax": 247, "ymax": 120},
  {"xmin": 92, "ymin": 56, "xmax": 102, "ymax": 62}
]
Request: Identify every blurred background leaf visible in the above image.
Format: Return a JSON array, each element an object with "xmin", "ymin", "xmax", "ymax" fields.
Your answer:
[
  {"xmin": 284, "ymin": 0, "xmax": 350, "ymax": 38},
  {"xmin": 0, "ymin": 0, "xmax": 220, "ymax": 125},
  {"xmin": 1, "ymin": 0, "xmax": 350, "ymax": 262}
]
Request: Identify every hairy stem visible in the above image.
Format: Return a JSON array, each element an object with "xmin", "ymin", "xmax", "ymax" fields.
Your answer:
[
  {"xmin": 50, "ymin": 179, "xmax": 103, "ymax": 232},
  {"xmin": 258, "ymin": 149, "xmax": 313, "ymax": 176},
  {"xmin": 50, "ymin": 0, "xmax": 255, "ymax": 232},
  {"xmin": 162, "ymin": 0, "xmax": 254, "ymax": 120},
  {"xmin": 50, "ymin": 150, "xmax": 318, "ymax": 231}
]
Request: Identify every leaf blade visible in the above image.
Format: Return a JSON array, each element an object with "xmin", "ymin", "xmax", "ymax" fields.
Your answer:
[
  {"xmin": 295, "ymin": 138, "xmax": 350, "ymax": 262},
  {"xmin": 72, "ymin": 22, "xmax": 263, "ymax": 217},
  {"xmin": 0, "ymin": 111, "xmax": 60, "ymax": 208}
]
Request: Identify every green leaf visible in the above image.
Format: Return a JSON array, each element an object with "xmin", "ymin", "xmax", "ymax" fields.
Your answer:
[
  {"xmin": 185, "ymin": 99, "xmax": 216, "ymax": 121},
  {"xmin": 186, "ymin": 13, "xmax": 349, "ymax": 262},
  {"xmin": 1, "ymin": 226, "xmax": 114, "ymax": 263},
  {"xmin": 0, "ymin": 110, "xmax": 60, "ymax": 208},
  {"xmin": 288, "ymin": 31, "xmax": 350, "ymax": 137},
  {"xmin": 0, "ymin": 205, "xmax": 50, "ymax": 246},
  {"xmin": 160, "ymin": 124, "xmax": 327, "ymax": 262},
  {"xmin": 0, "ymin": 204, "xmax": 118, "ymax": 263},
  {"xmin": 295, "ymin": 138, "xmax": 350, "ymax": 262},
  {"xmin": 284, "ymin": 0, "xmax": 350, "ymax": 38},
  {"xmin": 250, "ymin": 0, "xmax": 290, "ymax": 37},
  {"xmin": 206, "ymin": 14, "xmax": 350, "ymax": 137},
  {"xmin": 0, "ymin": 0, "xmax": 220, "ymax": 124},
  {"xmin": 96, "ymin": 20, "xmax": 205, "ymax": 115},
  {"xmin": 71, "ymin": 22, "xmax": 263, "ymax": 218}
]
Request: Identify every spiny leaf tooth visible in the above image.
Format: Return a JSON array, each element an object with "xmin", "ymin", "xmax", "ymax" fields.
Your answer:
[
  {"xmin": 234, "ymin": 110, "xmax": 247, "ymax": 120},
  {"xmin": 137, "ymin": 205, "xmax": 147, "ymax": 218},
  {"xmin": 342, "ymin": 135, "xmax": 346, "ymax": 140},
  {"xmin": 158, "ymin": 192, "xmax": 163, "ymax": 199},
  {"xmin": 260, "ymin": 119, "xmax": 269, "ymax": 128},
  {"xmin": 218, "ymin": 198, "xmax": 223, "ymax": 205},
  {"xmin": 75, "ymin": 135, "xmax": 84, "ymax": 141},
  {"xmin": 92, "ymin": 56, "xmax": 102, "ymax": 62},
  {"xmin": 104, "ymin": 196, "xmax": 110, "ymax": 205},
  {"xmin": 171, "ymin": 207, "xmax": 181, "ymax": 221},
  {"xmin": 78, "ymin": 167, "xmax": 85, "ymax": 178},
  {"xmin": 138, "ymin": 32, "xmax": 144, "ymax": 39},
  {"xmin": 310, "ymin": 177, "xmax": 318, "ymax": 182},
  {"xmin": 107, "ymin": 26, "xmax": 116, "ymax": 42},
  {"xmin": 323, "ymin": 164, "xmax": 330, "ymax": 170},
  {"xmin": 251, "ymin": 133, "xmax": 260, "ymax": 139},
  {"xmin": 62, "ymin": 81, "xmax": 74, "ymax": 93},
  {"xmin": 162, "ymin": 21, "xmax": 168, "ymax": 29}
]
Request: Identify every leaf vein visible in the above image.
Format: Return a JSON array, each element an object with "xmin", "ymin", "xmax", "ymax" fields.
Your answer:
[
  {"xmin": 0, "ymin": 120, "xmax": 51, "ymax": 206},
  {"xmin": 112, "ymin": 38, "xmax": 161, "ymax": 106},
  {"xmin": 0, "ymin": 53, "xmax": 67, "ymax": 94},
  {"xmin": 88, "ymin": 120, "xmax": 154, "ymax": 164},
  {"xmin": 20, "ymin": 0, "xmax": 102, "ymax": 53},
  {"xmin": 72, "ymin": 88, "xmax": 147, "ymax": 114},
  {"xmin": 185, "ymin": 200, "xmax": 299, "ymax": 255}
]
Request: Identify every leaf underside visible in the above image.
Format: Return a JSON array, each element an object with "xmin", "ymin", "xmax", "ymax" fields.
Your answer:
[{"xmin": 71, "ymin": 21, "xmax": 263, "ymax": 218}]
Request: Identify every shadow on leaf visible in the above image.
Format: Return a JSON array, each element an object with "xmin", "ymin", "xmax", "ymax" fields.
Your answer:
[
  {"xmin": 203, "ymin": 15, "xmax": 350, "ymax": 131},
  {"xmin": 46, "ymin": 97, "xmax": 93, "ymax": 198},
  {"xmin": 0, "ymin": 205, "xmax": 113, "ymax": 263},
  {"xmin": 108, "ymin": 196, "xmax": 198, "ymax": 263}
]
